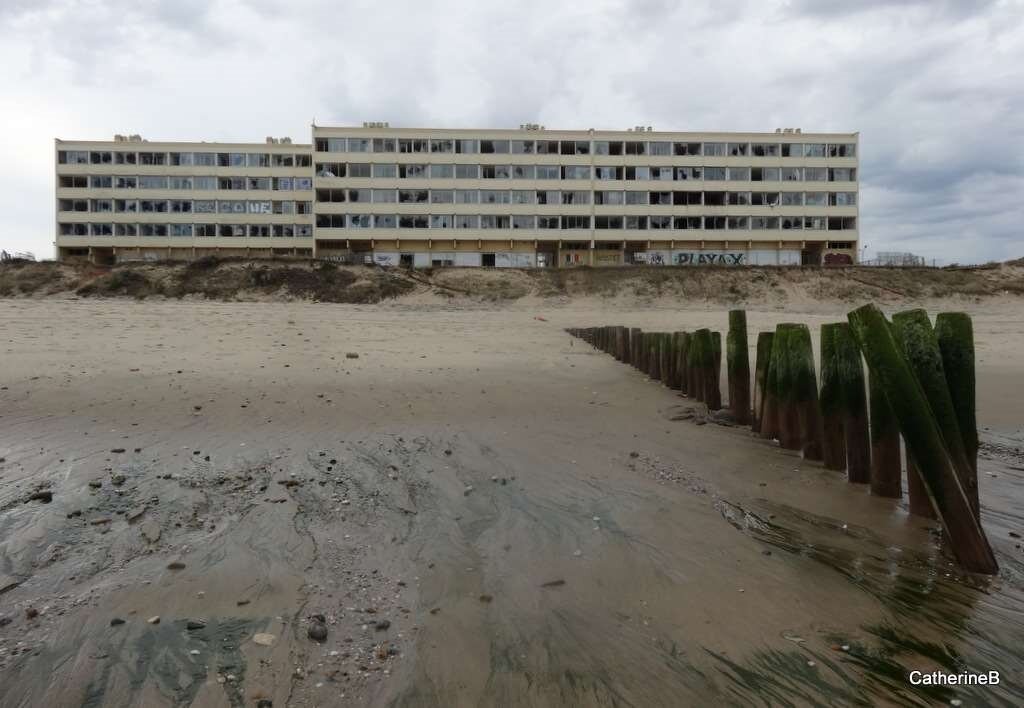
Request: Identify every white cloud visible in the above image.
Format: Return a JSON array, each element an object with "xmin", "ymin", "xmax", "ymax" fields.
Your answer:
[{"xmin": 2, "ymin": 0, "xmax": 1022, "ymax": 262}]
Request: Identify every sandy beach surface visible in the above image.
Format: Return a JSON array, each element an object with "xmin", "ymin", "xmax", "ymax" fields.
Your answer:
[{"xmin": 1, "ymin": 296, "xmax": 1022, "ymax": 707}]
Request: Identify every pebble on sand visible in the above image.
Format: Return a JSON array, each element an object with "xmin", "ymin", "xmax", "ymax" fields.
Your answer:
[
  {"xmin": 253, "ymin": 633, "xmax": 276, "ymax": 646},
  {"xmin": 147, "ymin": 616, "xmax": 160, "ymax": 624},
  {"xmin": 308, "ymin": 622, "xmax": 328, "ymax": 641},
  {"xmin": 167, "ymin": 561, "xmax": 186, "ymax": 570}
]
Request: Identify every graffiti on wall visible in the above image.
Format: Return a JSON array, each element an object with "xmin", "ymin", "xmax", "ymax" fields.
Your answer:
[{"xmin": 674, "ymin": 252, "xmax": 746, "ymax": 266}]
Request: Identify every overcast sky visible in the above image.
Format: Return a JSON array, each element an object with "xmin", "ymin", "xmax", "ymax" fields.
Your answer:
[{"xmin": 2, "ymin": 0, "xmax": 1022, "ymax": 263}]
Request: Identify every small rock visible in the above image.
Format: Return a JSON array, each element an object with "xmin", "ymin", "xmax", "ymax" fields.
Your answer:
[
  {"xmin": 1010, "ymin": 531, "xmax": 1021, "ymax": 539},
  {"xmin": 237, "ymin": 599, "xmax": 250, "ymax": 606},
  {"xmin": 345, "ymin": 353, "xmax": 359, "ymax": 359},
  {"xmin": 147, "ymin": 616, "xmax": 160, "ymax": 624},
  {"xmin": 374, "ymin": 620, "xmax": 391, "ymax": 631},
  {"xmin": 27, "ymin": 491, "xmax": 53, "ymax": 504},
  {"xmin": 111, "ymin": 473, "xmax": 127, "ymax": 486},
  {"xmin": 540, "ymin": 579, "xmax": 566, "ymax": 588},
  {"xmin": 463, "ymin": 485, "xmax": 474, "ymax": 496},
  {"xmin": 479, "ymin": 594, "xmax": 493, "ymax": 603},
  {"xmin": 110, "ymin": 618, "xmax": 126, "ymax": 626},
  {"xmin": 257, "ymin": 700, "xmax": 273, "ymax": 708},
  {"xmin": 186, "ymin": 619, "xmax": 206, "ymax": 630},
  {"xmin": 88, "ymin": 480, "xmax": 103, "ymax": 488},
  {"xmin": 629, "ymin": 451, "xmax": 639, "ymax": 458},
  {"xmin": 110, "ymin": 448, "xmax": 126, "ymax": 454},
  {"xmin": 189, "ymin": 649, "xmax": 200, "ymax": 656},
  {"xmin": 308, "ymin": 622, "xmax": 328, "ymax": 641},
  {"xmin": 167, "ymin": 561, "xmax": 186, "ymax": 570},
  {"xmin": 26, "ymin": 607, "xmax": 39, "ymax": 619},
  {"xmin": 253, "ymin": 633, "xmax": 275, "ymax": 646}
]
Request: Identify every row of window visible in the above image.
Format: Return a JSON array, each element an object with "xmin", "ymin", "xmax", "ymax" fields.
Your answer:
[
  {"xmin": 59, "ymin": 223, "xmax": 313, "ymax": 237},
  {"xmin": 315, "ymin": 189, "xmax": 858, "ymax": 207},
  {"xmin": 57, "ymin": 151, "xmax": 312, "ymax": 167},
  {"xmin": 59, "ymin": 199, "xmax": 314, "ymax": 214},
  {"xmin": 314, "ymin": 163, "xmax": 857, "ymax": 183},
  {"xmin": 314, "ymin": 214, "xmax": 857, "ymax": 231},
  {"xmin": 57, "ymin": 175, "xmax": 314, "ymax": 191},
  {"xmin": 314, "ymin": 137, "xmax": 856, "ymax": 158}
]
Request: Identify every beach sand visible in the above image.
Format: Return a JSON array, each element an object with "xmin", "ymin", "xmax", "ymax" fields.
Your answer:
[{"xmin": 1, "ymin": 297, "xmax": 1022, "ymax": 706}]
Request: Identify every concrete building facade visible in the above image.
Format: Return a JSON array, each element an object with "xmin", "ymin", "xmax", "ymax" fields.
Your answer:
[{"xmin": 56, "ymin": 125, "xmax": 858, "ymax": 267}]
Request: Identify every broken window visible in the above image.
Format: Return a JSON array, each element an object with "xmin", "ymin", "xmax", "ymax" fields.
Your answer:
[
  {"xmin": 141, "ymin": 199, "xmax": 169, "ymax": 213},
  {"xmin": 115, "ymin": 199, "xmax": 138, "ymax": 212},
  {"xmin": 58, "ymin": 199, "xmax": 89, "ymax": 212},
  {"xmin": 727, "ymin": 216, "xmax": 749, "ymax": 229},
  {"xmin": 215, "ymin": 153, "xmax": 244, "ymax": 167},
  {"xmin": 804, "ymin": 217, "xmax": 826, "ymax": 230},
  {"xmin": 511, "ymin": 140, "xmax": 535, "ymax": 154},
  {"xmin": 115, "ymin": 151, "xmax": 137, "ymax": 165},
  {"xmin": 512, "ymin": 215, "xmax": 536, "ymax": 229},
  {"xmin": 90, "ymin": 175, "xmax": 113, "ymax": 188},
  {"xmin": 274, "ymin": 177, "xmax": 295, "ymax": 191},
  {"xmin": 594, "ymin": 191, "xmax": 624, "ymax": 205},
  {"xmin": 88, "ymin": 223, "xmax": 112, "ymax": 236},
  {"xmin": 625, "ymin": 166, "xmax": 650, "ymax": 180},
  {"xmin": 316, "ymin": 214, "xmax": 346, "ymax": 228},
  {"xmin": 480, "ymin": 215, "xmax": 510, "ymax": 229},
  {"xmin": 828, "ymin": 192, "xmax": 857, "ymax": 206},
  {"xmin": 138, "ymin": 152, "xmax": 167, "ymax": 165},
  {"xmin": 431, "ymin": 139, "xmax": 454, "ymax": 153},
  {"xmin": 561, "ymin": 191, "xmax": 590, "ymax": 204},
  {"xmin": 624, "ymin": 142, "xmax": 646, "ymax": 156},
  {"xmin": 59, "ymin": 222, "xmax": 88, "ymax": 235},
  {"xmin": 399, "ymin": 164, "xmax": 427, "ymax": 179},
  {"xmin": 374, "ymin": 214, "xmax": 397, "ymax": 228},
  {"xmin": 91, "ymin": 199, "xmax": 113, "ymax": 212},
  {"xmin": 728, "ymin": 192, "xmax": 751, "ymax": 205},
  {"xmin": 399, "ymin": 214, "xmax": 428, "ymax": 228},
  {"xmin": 781, "ymin": 143, "xmax": 802, "ymax": 157},
  {"xmin": 780, "ymin": 216, "xmax": 803, "ymax": 230},
  {"xmin": 89, "ymin": 151, "xmax": 112, "ymax": 164},
  {"xmin": 751, "ymin": 216, "xmax": 779, "ymax": 229},
  {"xmin": 115, "ymin": 224, "xmax": 138, "ymax": 236},
  {"xmin": 167, "ymin": 224, "xmax": 192, "ymax": 237},
  {"xmin": 481, "ymin": 140, "xmax": 511, "ymax": 154},
  {"xmin": 625, "ymin": 216, "xmax": 646, "ymax": 230},
  {"xmin": 535, "ymin": 140, "xmax": 560, "ymax": 154},
  {"xmin": 273, "ymin": 200, "xmax": 295, "ymax": 214},
  {"xmin": 829, "ymin": 168, "xmax": 856, "ymax": 182},
  {"xmin": 217, "ymin": 177, "xmax": 244, "ymax": 191},
  {"xmin": 751, "ymin": 143, "xmax": 779, "ymax": 157},
  {"xmin": 803, "ymin": 167, "xmax": 827, "ymax": 181},
  {"xmin": 704, "ymin": 216, "xmax": 726, "ymax": 229},
  {"xmin": 430, "ymin": 190, "xmax": 455, "ymax": 203},
  {"xmin": 559, "ymin": 140, "xmax": 590, "ymax": 155},
  {"xmin": 481, "ymin": 190, "xmax": 510, "ymax": 204},
  {"xmin": 673, "ymin": 191, "xmax": 702, "ymax": 205},
  {"xmin": 781, "ymin": 167, "xmax": 802, "ymax": 181},
  {"xmin": 512, "ymin": 165, "xmax": 535, "ymax": 179},
  {"xmin": 272, "ymin": 225, "xmax": 295, "ymax": 237},
  {"xmin": 538, "ymin": 216, "xmax": 560, "ymax": 229},
  {"xmin": 674, "ymin": 216, "xmax": 701, "ymax": 229},
  {"xmin": 674, "ymin": 142, "xmax": 702, "ymax": 156},
  {"xmin": 59, "ymin": 175, "xmax": 88, "ymax": 188},
  {"xmin": 455, "ymin": 164, "xmax": 479, "ymax": 179},
  {"xmin": 272, "ymin": 154, "xmax": 295, "ymax": 167},
  {"xmin": 750, "ymin": 167, "xmax": 780, "ymax": 182},
  {"xmin": 649, "ymin": 215, "xmax": 671, "ymax": 229},
  {"xmin": 248, "ymin": 177, "xmax": 271, "ymax": 190},
  {"xmin": 594, "ymin": 166, "xmax": 621, "ymax": 180},
  {"xmin": 294, "ymin": 177, "xmax": 312, "ymax": 190},
  {"xmin": 751, "ymin": 192, "xmax": 781, "ymax": 206},
  {"xmin": 827, "ymin": 217, "xmax": 857, "ymax": 230},
  {"xmin": 560, "ymin": 215, "xmax": 590, "ymax": 229},
  {"xmin": 728, "ymin": 142, "xmax": 748, "ymax": 156},
  {"xmin": 704, "ymin": 191, "xmax": 726, "ymax": 206},
  {"xmin": 455, "ymin": 215, "xmax": 479, "ymax": 228},
  {"xmin": 649, "ymin": 191, "xmax": 672, "ymax": 205},
  {"xmin": 676, "ymin": 167, "xmax": 702, "ymax": 180},
  {"xmin": 398, "ymin": 189, "xmax": 428, "ymax": 203},
  {"xmin": 804, "ymin": 143, "xmax": 826, "ymax": 158},
  {"xmin": 141, "ymin": 224, "xmax": 169, "ymax": 236},
  {"xmin": 348, "ymin": 214, "xmax": 372, "ymax": 228},
  {"xmin": 595, "ymin": 216, "xmax": 623, "ymax": 229},
  {"xmin": 295, "ymin": 225, "xmax": 313, "ymax": 237},
  {"xmin": 315, "ymin": 162, "xmax": 344, "ymax": 177},
  {"xmin": 170, "ymin": 200, "xmax": 193, "ymax": 213},
  {"xmin": 562, "ymin": 166, "xmax": 590, "ymax": 180},
  {"xmin": 317, "ymin": 138, "xmax": 344, "ymax": 152},
  {"xmin": 651, "ymin": 167, "xmax": 673, "ymax": 181},
  {"xmin": 535, "ymin": 190, "xmax": 560, "ymax": 204},
  {"xmin": 727, "ymin": 167, "xmax": 751, "ymax": 181},
  {"xmin": 115, "ymin": 176, "xmax": 137, "ymax": 189},
  {"xmin": 828, "ymin": 143, "xmax": 856, "ymax": 157},
  {"xmin": 487, "ymin": 165, "xmax": 511, "ymax": 179}
]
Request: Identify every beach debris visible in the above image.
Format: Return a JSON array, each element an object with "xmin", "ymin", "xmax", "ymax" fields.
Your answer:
[
  {"xmin": 110, "ymin": 448, "xmax": 125, "ymax": 454},
  {"xmin": 110, "ymin": 618, "xmax": 125, "ymax": 626},
  {"xmin": 253, "ymin": 633, "xmax": 276, "ymax": 646},
  {"xmin": 167, "ymin": 561, "xmax": 186, "ymax": 570},
  {"xmin": 26, "ymin": 607, "xmax": 39, "ymax": 619},
  {"xmin": 147, "ymin": 616, "xmax": 160, "ymax": 624},
  {"xmin": 345, "ymin": 352, "xmax": 359, "ymax": 359},
  {"xmin": 540, "ymin": 579, "xmax": 566, "ymax": 588},
  {"xmin": 479, "ymin": 594, "xmax": 493, "ymax": 603},
  {"xmin": 27, "ymin": 490, "xmax": 53, "ymax": 503},
  {"xmin": 308, "ymin": 621, "xmax": 328, "ymax": 641},
  {"xmin": 375, "ymin": 620, "xmax": 391, "ymax": 631},
  {"xmin": 186, "ymin": 620, "xmax": 206, "ymax": 630}
]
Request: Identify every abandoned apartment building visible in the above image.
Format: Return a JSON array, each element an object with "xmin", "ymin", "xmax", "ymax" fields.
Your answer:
[{"xmin": 55, "ymin": 125, "xmax": 859, "ymax": 267}]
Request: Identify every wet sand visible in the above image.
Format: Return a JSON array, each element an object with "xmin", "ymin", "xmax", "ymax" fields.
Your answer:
[{"xmin": 1, "ymin": 297, "xmax": 1022, "ymax": 707}]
